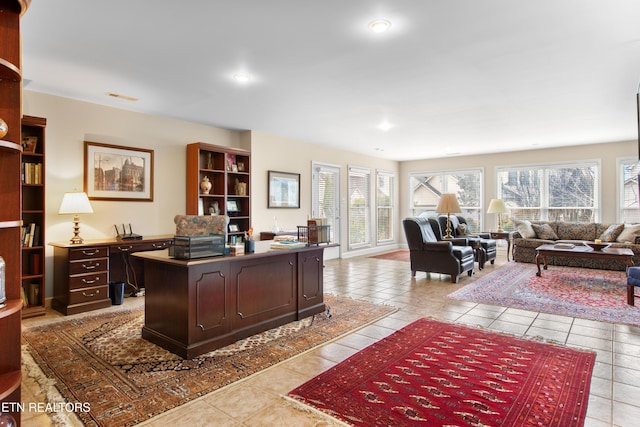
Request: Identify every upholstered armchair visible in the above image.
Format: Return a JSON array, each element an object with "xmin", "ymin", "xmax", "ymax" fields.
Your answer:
[
  {"xmin": 402, "ymin": 216, "xmax": 475, "ymax": 283},
  {"xmin": 437, "ymin": 215, "xmax": 497, "ymax": 269}
]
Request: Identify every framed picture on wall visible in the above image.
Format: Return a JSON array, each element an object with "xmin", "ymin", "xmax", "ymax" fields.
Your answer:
[
  {"xmin": 84, "ymin": 141, "xmax": 154, "ymax": 201},
  {"xmin": 268, "ymin": 170, "xmax": 300, "ymax": 208}
]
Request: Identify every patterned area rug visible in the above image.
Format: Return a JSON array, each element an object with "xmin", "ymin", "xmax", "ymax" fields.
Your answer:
[
  {"xmin": 289, "ymin": 318, "xmax": 595, "ymax": 427},
  {"xmin": 22, "ymin": 294, "xmax": 396, "ymax": 427},
  {"xmin": 448, "ymin": 262, "xmax": 640, "ymax": 325}
]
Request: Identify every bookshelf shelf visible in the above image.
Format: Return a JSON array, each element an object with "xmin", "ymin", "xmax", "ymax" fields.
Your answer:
[{"xmin": 21, "ymin": 115, "xmax": 46, "ymax": 318}]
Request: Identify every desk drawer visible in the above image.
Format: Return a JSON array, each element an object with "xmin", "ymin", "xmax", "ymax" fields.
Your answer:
[
  {"xmin": 68, "ymin": 285, "xmax": 109, "ymax": 305},
  {"xmin": 69, "ymin": 272, "xmax": 108, "ymax": 290},
  {"xmin": 69, "ymin": 247, "xmax": 109, "ymax": 261},
  {"xmin": 69, "ymin": 258, "xmax": 108, "ymax": 275},
  {"xmin": 110, "ymin": 240, "xmax": 172, "ymax": 253}
]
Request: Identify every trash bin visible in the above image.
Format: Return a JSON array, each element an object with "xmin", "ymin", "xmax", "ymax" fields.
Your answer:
[{"xmin": 109, "ymin": 281, "xmax": 125, "ymax": 305}]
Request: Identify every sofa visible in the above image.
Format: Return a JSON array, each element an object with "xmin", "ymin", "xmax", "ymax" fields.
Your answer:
[
  {"xmin": 512, "ymin": 220, "xmax": 640, "ymax": 270},
  {"xmin": 402, "ymin": 216, "xmax": 475, "ymax": 283}
]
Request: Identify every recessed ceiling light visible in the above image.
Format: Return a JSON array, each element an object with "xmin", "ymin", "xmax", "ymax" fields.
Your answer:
[
  {"xmin": 378, "ymin": 121, "xmax": 393, "ymax": 131},
  {"xmin": 368, "ymin": 19, "xmax": 391, "ymax": 33},
  {"xmin": 233, "ymin": 73, "xmax": 250, "ymax": 83}
]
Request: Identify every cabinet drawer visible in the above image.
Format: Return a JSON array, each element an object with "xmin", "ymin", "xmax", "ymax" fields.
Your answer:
[
  {"xmin": 69, "ymin": 272, "xmax": 108, "ymax": 290},
  {"xmin": 110, "ymin": 240, "xmax": 173, "ymax": 254},
  {"xmin": 68, "ymin": 285, "xmax": 109, "ymax": 305},
  {"xmin": 69, "ymin": 258, "xmax": 108, "ymax": 275},
  {"xmin": 69, "ymin": 247, "xmax": 109, "ymax": 261}
]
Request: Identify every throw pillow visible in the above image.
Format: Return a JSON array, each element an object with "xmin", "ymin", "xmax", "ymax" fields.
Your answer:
[
  {"xmin": 599, "ymin": 224, "xmax": 624, "ymax": 242},
  {"xmin": 617, "ymin": 224, "xmax": 640, "ymax": 243},
  {"xmin": 531, "ymin": 223, "xmax": 559, "ymax": 240},
  {"xmin": 457, "ymin": 223, "xmax": 468, "ymax": 236},
  {"xmin": 513, "ymin": 219, "xmax": 536, "ymax": 239}
]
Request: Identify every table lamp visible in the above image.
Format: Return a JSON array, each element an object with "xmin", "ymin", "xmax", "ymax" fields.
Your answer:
[
  {"xmin": 487, "ymin": 198, "xmax": 508, "ymax": 232},
  {"xmin": 436, "ymin": 193, "xmax": 461, "ymax": 239},
  {"xmin": 58, "ymin": 191, "xmax": 93, "ymax": 244}
]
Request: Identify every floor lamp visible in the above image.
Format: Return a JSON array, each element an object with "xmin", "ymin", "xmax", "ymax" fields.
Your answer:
[
  {"xmin": 436, "ymin": 193, "xmax": 461, "ymax": 239},
  {"xmin": 487, "ymin": 198, "xmax": 507, "ymax": 232}
]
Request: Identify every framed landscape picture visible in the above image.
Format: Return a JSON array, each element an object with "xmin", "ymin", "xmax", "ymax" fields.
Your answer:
[
  {"xmin": 84, "ymin": 141, "xmax": 154, "ymax": 201},
  {"xmin": 268, "ymin": 170, "xmax": 300, "ymax": 208}
]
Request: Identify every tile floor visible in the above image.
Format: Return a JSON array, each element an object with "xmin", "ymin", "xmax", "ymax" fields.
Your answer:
[{"xmin": 19, "ymin": 247, "xmax": 640, "ymax": 426}]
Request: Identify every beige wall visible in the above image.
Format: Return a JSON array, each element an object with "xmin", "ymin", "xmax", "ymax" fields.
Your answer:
[
  {"xmin": 246, "ymin": 130, "xmax": 400, "ymax": 257},
  {"xmin": 400, "ymin": 141, "xmax": 637, "ymax": 233}
]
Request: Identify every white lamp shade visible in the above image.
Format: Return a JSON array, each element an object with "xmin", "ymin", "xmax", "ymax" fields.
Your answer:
[
  {"xmin": 487, "ymin": 198, "xmax": 508, "ymax": 214},
  {"xmin": 436, "ymin": 193, "xmax": 461, "ymax": 214},
  {"xmin": 58, "ymin": 192, "xmax": 94, "ymax": 214}
]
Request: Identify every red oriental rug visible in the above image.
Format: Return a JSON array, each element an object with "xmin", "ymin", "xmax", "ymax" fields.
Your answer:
[{"xmin": 288, "ymin": 318, "xmax": 595, "ymax": 427}]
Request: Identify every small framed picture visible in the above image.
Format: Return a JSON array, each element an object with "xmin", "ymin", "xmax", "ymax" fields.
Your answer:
[
  {"xmin": 229, "ymin": 224, "xmax": 239, "ymax": 232},
  {"xmin": 226, "ymin": 200, "xmax": 239, "ymax": 213},
  {"xmin": 232, "ymin": 164, "xmax": 238, "ymax": 172},
  {"xmin": 22, "ymin": 136, "xmax": 38, "ymax": 153},
  {"xmin": 237, "ymin": 162, "xmax": 245, "ymax": 172}
]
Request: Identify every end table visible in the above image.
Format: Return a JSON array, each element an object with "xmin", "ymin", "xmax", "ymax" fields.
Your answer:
[{"xmin": 487, "ymin": 231, "xmax": 514, "ymax": 261}]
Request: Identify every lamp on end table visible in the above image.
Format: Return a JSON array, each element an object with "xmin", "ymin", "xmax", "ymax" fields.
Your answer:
[
  {"xmin": 436, "ymin": 193, "xmax": 461, "ymax": 239},
  {"xmin": 487, "ymin": 198, "xmax": 508, "ymax": 232},
  {"xmin": 58, "ymin": 191, "xmax": 93, "ymax": 244}
]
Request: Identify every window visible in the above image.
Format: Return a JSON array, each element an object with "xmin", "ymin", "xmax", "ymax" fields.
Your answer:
[
  {"xmin": 497, "ymin": 161, "xmax": 599, "ymax": 229},
  {"xmin": 618, "ymin": 157, "xmax": 640, "ymax": 223},
  {"xmin": 376, "ymin": 170, "xmax": 394, "ymax": 244},
  {"xmin": 312, "ymin": 162, "xmax": 340, "ymax": 244},
  {"xmin": 409, "ymin": 169, "xmax": 483, "ymax": 233},
  {"xmin": 348, "ymin": 166, "xmax": 370, "ymax": 249}
]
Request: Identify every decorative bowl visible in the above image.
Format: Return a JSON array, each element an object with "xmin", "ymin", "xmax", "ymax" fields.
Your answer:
[{"xmin": 585, "ymin": 242, "xmax": 610, "ymax": 251}]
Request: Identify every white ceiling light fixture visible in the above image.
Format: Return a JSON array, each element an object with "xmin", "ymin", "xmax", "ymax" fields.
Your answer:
[
  {"xmin": 369, "ymin": 19, "xmax": 391, "ymax": 33},
  {"xmin": 378, "ymin": 120, "xmax": 393, "ymax": 131},
  {"xmin": 233, "ymin": 73, "xmax": 250, "ymax": 83}
]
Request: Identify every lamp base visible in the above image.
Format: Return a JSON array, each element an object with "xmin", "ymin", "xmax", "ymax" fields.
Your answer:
[
  {"xmin": 69, "ymin": 215, "xmax": 85, "ymax": 244},
  {"xmin": 444, "ymin": 214, "xmax": 454, "ymax": 239}
]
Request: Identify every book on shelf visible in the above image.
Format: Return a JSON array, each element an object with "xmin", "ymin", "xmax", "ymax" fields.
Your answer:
[
  {"xmin": 21, "ymin": 162, "xmax": 43, "ymax": 184},
  {"xmin": 31, "ymin": 252, "xmax": 41, "ymax": 275},
  {"xmin": 28, "ymin": 282, "xmax": 40, "ymax": 306},
  {"xmin": 22, "ymin": 222, "xmax": 39, "ymax": 247}
]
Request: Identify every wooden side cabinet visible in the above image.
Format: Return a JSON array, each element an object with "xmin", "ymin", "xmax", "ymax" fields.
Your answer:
[
  {"xmin": 21, "ymin": 115, "xmax": 46, "ymax": 318},
  {"xmin": 52, "ymin": 246, "xmax": 112, "ymax": 315},
  {"xmin": 0, "ymin": 1, "xmax": 31, "ymax": 423}
]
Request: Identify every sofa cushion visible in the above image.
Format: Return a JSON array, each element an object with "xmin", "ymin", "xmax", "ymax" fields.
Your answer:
[
  {"xmin": 600, "ymin": 224, "xmax": 624, "ymax": 242},
  {"xmin": 532, "ymin": 223, "xmax": 559, "ymax": 240},
  {"xmin": 556, "ymin": 222, "xmax": 595, "ymax": 240},
  {"xmin": 514, "ymin": 219, "xmax": 536, "ymax": 238},
  {"xmin": 617, "ymin": 224, "xmax": 640, "ymax": 243}
]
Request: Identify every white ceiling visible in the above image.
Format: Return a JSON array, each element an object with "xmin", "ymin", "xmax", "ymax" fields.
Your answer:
[{"xmin": 20, "ymin": 0, "xmax": 640, "ymax": 161}]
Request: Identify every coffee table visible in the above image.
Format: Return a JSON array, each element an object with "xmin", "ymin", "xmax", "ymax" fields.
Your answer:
[{"xmin": 535, "ymin": 244, "xmax": 634, "ymax": 277}]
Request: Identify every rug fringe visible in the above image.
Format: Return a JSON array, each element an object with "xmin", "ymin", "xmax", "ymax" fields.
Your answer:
[
  {"xmin": 281, "ymin": 395, "xmax": 352, "ymax": 426},
  {"xmin": 21, "ymin": 345, "xmax": 83, "ymax": 427}
]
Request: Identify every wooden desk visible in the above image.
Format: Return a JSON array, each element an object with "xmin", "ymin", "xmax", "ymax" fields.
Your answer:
[
  {"xmin": 134, "ymin": 246, "xmax": 326, "ymax": 358},
  {"xmin": 49, "ymin": 235, "xmax": 173, "ymax": 315}
]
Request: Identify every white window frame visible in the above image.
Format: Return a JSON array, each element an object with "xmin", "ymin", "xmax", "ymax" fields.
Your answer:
[
  {"xmin": 348, "ymin": 166, "xmax": 371, "ymax": 250},
  {"xmin": 376, "ymin": 169, "xmax": 395, "ymax": 245},
  {"xmin": 617, "ymin": 156, "xmax": 640, "ymax": 223},
  {"xmin": 496, "ymin": 159, "xmax": 601, "ymax": 225}
]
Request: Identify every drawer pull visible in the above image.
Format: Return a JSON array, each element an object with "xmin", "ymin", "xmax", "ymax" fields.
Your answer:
[
  {"xmin": 152, "ymin": 242, "xmax": 167, "ymax": 249},
  {"xmin": 82, "ymin": 289, "xmax": 100, "ymax": 297},
  {"xmin": 117, "ymin": 245, "xmax": 133, "ymax": 252},
  {"xmin": 81, "ymin": 249, "xmax": 100, "ymax": 256},
  {"xmin": 81, "ymin": 277, "xmax": 101, "ymax": 285},
  {"xmin": 82, "ymin": 263, "xmax": 100, "ymax": 270}
]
